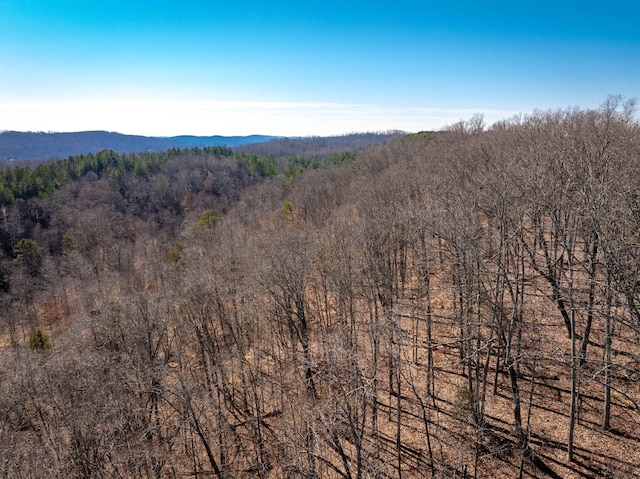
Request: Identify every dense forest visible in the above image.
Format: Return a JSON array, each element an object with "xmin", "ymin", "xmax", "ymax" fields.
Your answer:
[{"xmin": 0, "ymin": 99, "xmax": 639, "ymax": 478}]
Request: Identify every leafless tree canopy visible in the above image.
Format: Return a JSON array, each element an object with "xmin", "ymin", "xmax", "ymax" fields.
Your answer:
[{"xmin": 1, "ymin": 97, "xmax": 639, "ymax": 478}]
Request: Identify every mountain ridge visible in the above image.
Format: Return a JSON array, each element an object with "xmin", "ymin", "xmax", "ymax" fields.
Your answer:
[{"xmin": 0, "ymin": 130, "xmax": 279, "ymax": 161}]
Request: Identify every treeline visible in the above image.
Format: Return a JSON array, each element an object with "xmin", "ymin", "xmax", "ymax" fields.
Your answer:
[
  {"xmin": 0, "ymin": 146, "xmax": 234, "ymax": 203},
  {"xmin": 1, "ymin": 98, "xmax": 640, "ymax": 478},
  {"xmin": 234, "ymin": 130, "xmax": 406, "ymax": 158}
]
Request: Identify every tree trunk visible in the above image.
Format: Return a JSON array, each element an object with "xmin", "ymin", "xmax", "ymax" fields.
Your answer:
[{"xmin": 602, "ymin": 271, "xmax": 613, "ymax": 430}]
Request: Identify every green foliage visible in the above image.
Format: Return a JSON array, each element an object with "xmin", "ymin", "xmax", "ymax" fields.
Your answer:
[
  {"xmin": 203, "ymin": 145, "xmax": 234, "ymax": 157},
  {"xmin": 0, "ymin": 146, "xmax": 236, "ymax": 205},
  {"xmin": 60, "ymin": 233, "xmax": 78, "ymax": 256},
  {"xmin": 243, "ymin": 155, "xmax": 278, "ymax": 177},
  {"xmin": 400, "ymin": 131, "xmax": 432, "ymax": 142},
  {"xmin": 323, "ymin": 151, "xmax": 356, "ymax": 165},
  {"xmin": 280, "ymin": 152, "xmax": 356, "ymax": 180},
  {"xmin": 281, "ymin": 199, "xmax": 294, "ymax": 225},
  {"xmin": 0, "ymin": 183, "xmax": 15, "ymax": 203},
  {"xmin": 0, "ymin": 162, "xmax": 64, "ymax": 202},
  {"xmin": 283, "ymin": 163, "xmax": 304, "ymax": 182},
  {"xmin": 168, "ymin": 241, "xmax": 184, "ymax": 263},
  {"xmin": 197, "ymin": 209, "xmax": 219, "ymax": 234},
  {"xmin": 28, "ymin": 329, "xmax": 52, "ymax": 350},
  {"xmin": 0, "ymin": 144, "xmax": 354, "ymax": 207},
  {"xmin": 13, "ymin": 238, "xmax": 43, "ymax": 275}
]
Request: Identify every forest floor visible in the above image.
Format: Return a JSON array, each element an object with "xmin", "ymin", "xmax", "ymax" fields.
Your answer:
[{"xmin": 367, "ymin": 278, "xmax": 640, "ymax": 478}]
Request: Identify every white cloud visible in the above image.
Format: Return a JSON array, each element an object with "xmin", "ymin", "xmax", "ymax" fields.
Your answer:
[{"xmin": 0, "ymin": 100, "xmax": 519, "ymax": 136}]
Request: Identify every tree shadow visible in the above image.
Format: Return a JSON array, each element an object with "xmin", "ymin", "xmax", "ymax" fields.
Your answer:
[{"xmin": 530, "ymin": 455, "xmax": 563, "ymax": 479}]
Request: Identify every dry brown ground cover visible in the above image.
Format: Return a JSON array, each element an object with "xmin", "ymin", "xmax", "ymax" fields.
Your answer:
[{"xmin": 354, "ymin": 268, "xmax": 640, "ymax": 478}]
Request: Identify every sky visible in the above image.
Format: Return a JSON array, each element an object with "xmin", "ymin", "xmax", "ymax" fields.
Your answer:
[{"xmin": 0, "ymin": 0, "xmax": 639, "ymax": 136}]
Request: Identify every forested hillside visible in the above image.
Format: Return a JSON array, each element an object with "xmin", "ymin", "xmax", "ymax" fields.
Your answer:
[
  {"xmin": 0, "ymin": 131, "xmax": 278, "ymax": 161},
  {"xmin": 234, "ymin": 131, "xmax": 405, "ymax": 158},
  {"xmin": 1, "ymin": 98, "xmax": 639, "ymax": 478}
]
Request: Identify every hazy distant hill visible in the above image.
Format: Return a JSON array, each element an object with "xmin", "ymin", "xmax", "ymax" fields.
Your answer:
[
  {"xmin": 234, "ymin": 131, "xmax": 406, "ymax": 158},
  {"xmin": 171, "ymin": 135, "xmax": 278, "ymax": 149},
  {"xmin": 0, "ymin": 131, "xmax": 278, "ymax": 161}
]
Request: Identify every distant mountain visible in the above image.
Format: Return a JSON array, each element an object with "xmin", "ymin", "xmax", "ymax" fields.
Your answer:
[
  {"xmin": 234, "ymin": 131, "xmax": 407, "ymax": 158},
  {"xmin": 0, "ymin": 131, "xmax": 278, "ymax": 161},
  {"xmin": 171, "ymin": 135, "xmax": 278, "ymax": 149}
]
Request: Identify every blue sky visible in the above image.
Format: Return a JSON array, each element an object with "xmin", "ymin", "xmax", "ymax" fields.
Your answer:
[{"xmin": 0, "ymin": 0, "xmax": 638, "ymax": 136}]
